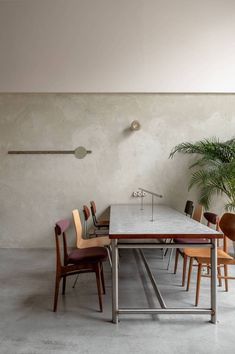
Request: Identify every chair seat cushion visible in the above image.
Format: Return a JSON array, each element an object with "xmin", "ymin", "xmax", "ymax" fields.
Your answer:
[
  {"xmin": 184, "ymin": 248, "xmax": 233, "ymax": 264},
  {"xmin": 68, "ymin": 247, "xmax": 107, "ymax": 264},
  {"xmin": 174, "ymin": 237, "xmax": 208, "ymax": 244},
  {"xmin": 98, "ymin": 219, "xmax": 109, "ymax": 225}
]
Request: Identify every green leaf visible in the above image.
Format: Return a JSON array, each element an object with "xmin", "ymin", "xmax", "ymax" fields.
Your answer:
[{"xmin": 170, "ymin": 137, "xmax": 235, "ymax": 211}]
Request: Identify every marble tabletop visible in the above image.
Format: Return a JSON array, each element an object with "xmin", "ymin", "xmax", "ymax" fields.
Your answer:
[{"xmin": 109, "ymin": 204, "xmax": 222, "ymax": 239}]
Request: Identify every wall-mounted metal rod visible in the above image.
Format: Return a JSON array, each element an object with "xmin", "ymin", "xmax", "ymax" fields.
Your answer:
[
  {"xmin": 8, "ymin": 146, "xmax": 92, "ymax": 159},
  {"xmin": 8, "ymin": 150, "xmax": 75, "ymax": 154}
]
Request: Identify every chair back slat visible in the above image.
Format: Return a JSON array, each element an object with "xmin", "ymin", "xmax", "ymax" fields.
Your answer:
[
  {"xmin": 83, "ymin": 205, "xmax": 90, "ymax": 237},
  {"xmin": 90, "ymin": 201, "xmax": 97, "ymax": 214},
  {"xmin": 72, "ymin": 209, "xmax": 83, "ymax": 248},
  {"xmin": 83, "ymin": 205, "xmax": 90, "ymax": 221},
  {"xmin": 54, "ymin": 219, "xmax": 70, "ymax": 270},
  {"xmin": 204, "ymin": 212, "xmax": 220, "ymax": 231},
  {"xmin": 184, "ymin": 200, "xmax": 194, "ymax": 217},
  {"xmin": 193, "ymin": 204, "xmax": 203, "ymax": 222},
  {"xmin": 90, "ymin": 201, "xmax": 98, "ymax": 225},
  {"xmin": 55, "ymin": 219, "xmax": 70, "ymax": 234},
  {"xmin": 219, "ymin": 213, "xmax": 235, "ymax": 242}
]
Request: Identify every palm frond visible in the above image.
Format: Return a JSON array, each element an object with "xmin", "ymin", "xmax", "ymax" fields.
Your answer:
[
  {"xmin": 188, "ymin": 170, "xmax": 209, "ymax": 190},
  {"xmin": 225, "ymin": 201, "xmax": 235, "ymax": 212},
  {"xmin": 198, "ymin": 185, "xmax": 216, "ymax": 210},
  {"xmin": 170, "ymin": 137, "xmax": 235, "ymax": 211},
  {"xmin": 169, "ymin": 137, "xmax": 235, "ymax": 163}
]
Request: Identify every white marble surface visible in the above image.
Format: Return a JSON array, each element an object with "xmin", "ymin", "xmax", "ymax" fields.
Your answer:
[{"xmin": 109, "ymin": 204, "xmax": 222, "ymax": 238}]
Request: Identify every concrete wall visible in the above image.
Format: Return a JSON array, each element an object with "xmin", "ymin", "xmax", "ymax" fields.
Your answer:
[
  {"xmin": 1, "ymin": 0, "xmax": 235, "ymax": 92},
  {"xmin": 0, "ymin": 93, "xmax": 234, "ymax": 247}
]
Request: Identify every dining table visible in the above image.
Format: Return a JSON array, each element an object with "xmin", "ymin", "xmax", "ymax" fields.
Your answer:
[{"xmin": 109, "ymin": 204, "xmax": 223, "ymax": 324}]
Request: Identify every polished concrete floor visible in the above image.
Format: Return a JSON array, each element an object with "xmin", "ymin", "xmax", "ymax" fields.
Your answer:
[{"xmin": 0, "ymin": 248, "xmax": 235, "ymax": 354}]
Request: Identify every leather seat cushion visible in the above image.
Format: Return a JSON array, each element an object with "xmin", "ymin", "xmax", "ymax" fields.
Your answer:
[{"xmin": 68, "ymin": 247, "xmax": 107, "ymax": 264}]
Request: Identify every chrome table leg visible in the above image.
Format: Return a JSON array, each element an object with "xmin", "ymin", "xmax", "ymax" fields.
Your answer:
[
  {"xmin": 112, "ymin": 239, "xmax": 118, "ymax": 323},
  {"xmin": 112, "ymin": 242, "xmax": 216, "ymax": 324}
]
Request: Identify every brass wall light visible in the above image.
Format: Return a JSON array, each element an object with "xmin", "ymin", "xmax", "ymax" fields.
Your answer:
[{"xmin": 130, "ymin": 120, "xmax": 141, "ymax": 131}]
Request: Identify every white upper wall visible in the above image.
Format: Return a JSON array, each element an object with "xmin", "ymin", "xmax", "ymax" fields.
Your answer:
[{"xmin": 0, "ymin": 0, "xmax": 235, "ymax": 92}]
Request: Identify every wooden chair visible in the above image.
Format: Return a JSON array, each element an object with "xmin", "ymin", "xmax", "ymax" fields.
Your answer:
[
  {"xmin": 90, "ymin": 201, "xmax": 110, "ymax": 229},
  {"xmin": 83, "ymin": 205, "xmax": 109, "ymax": 237},
  {"xmin": 83, "ymin": 205, "xmax": 91, "ymax": 237},
  {"xmin": 185, "ymin": 212, "xmax": 235, "ymax": 306},
  {"xmin": 73, "ymin": 209, "xmax": 112, "ymax": 265},
  {"xmin": 184, "ymin": 212, "xmax": 222, "ymax": 292},
  {"xmin": 184, "ymin": 200, "xmax": 194, "ymax": 218},
  {"xmin": 53, "ymin": 219, "xmax": 107, "ymax": 312},
  {"xmin": 173, "ymin": 204, "xmax": 204, "ymax": 286}
]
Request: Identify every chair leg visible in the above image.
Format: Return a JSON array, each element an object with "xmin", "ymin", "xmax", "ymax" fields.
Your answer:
[
  {"xmin": 182, "ymin": 254, "xmax": 188, "ymax": 287},
  {"xmin": 195, "ymin": 263, "xmax": 202, "ymax": 306},
  {"xmin": 95, "ymin": 264, "xmax": 103, "ymax": 312},
  {"xmin": 167, "ymin": 247, "xmax": 174, "ymax": 271},
  {"xmin": 100, "ymin": 263, "xmax": 106, "ymax": 294},
  {"xmin": 174, "ymin": 249, "xmax": 179, "ymax": 274},
  {"xmin": 72, "ymin": 275, "xmax": 79, "ymax": 288},
  {"xmin": 62, "ymin": 276, "xmax": 66, "ymax": 295},
  {"xmin": 107, "ymin": 246, "xmax": 112, "ymax": 268},
  {"xmin": 217, "ymin": 266, "xmax": 222, "ymax": 287},
  {"xmin": 224, "ymin": 265, "xmax": 229, "ymax": 292},
  {"xmin": 53, "ymin": 276, "xmax": 61, "ymax": 312},
  {"xmin": 186, "ymin": 257, "xmax": 193, "ymax": 291}
]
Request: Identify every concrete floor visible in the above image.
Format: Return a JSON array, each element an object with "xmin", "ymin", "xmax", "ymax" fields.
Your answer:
[{"xmin": 0, "ymin": 248, "xmax": 234, "ymax": 354}]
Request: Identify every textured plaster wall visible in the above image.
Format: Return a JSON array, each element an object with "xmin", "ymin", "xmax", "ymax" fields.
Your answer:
[
  {"xmin": 0, "ymin": 94, "xmax": 235, "ymax": 247},
  {"xmin": 1, "ymin": 0, "xmax": 235, "ymax": 92}
]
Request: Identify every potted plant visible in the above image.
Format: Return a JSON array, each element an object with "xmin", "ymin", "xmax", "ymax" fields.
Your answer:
[{"xmin": 169, "ymin": 137, "xmax": 235, "ymax": 211}]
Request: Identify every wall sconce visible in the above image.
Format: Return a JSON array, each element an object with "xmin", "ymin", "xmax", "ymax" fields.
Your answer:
[{"xmin": 130, "ymin": 120, "xmax": 141, "ymax": 131}]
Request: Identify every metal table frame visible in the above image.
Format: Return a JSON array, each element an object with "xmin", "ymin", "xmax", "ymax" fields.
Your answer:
[{"xmin": 111, "ymin": 239, "xmax": 218, "ymax": 324}]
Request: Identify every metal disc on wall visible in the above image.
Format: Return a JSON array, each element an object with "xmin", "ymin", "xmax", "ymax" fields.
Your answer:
[{"xmin": 74, "ymin": 146, "xmax": 92, "ymax": 159}]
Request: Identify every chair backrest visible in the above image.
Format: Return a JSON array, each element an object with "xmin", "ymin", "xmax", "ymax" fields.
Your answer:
[
  {"xmin": 72, "ymin": 209, "xmax": 83, "ymax": 248},
  {"xmin": 90, "ymin": 201, "xmax": 98, "ymax": 224},
  {"xmin": 219, "ymin": 213, "xmax": 235, "ymax": 242},
  {"xmin": 192, "ymin": 204, "xmax": 203, "ymax": 222},
  {"xmin": 83, "ymin": 205, "xmax": 90, "ymax": 221},
  {"xmin": 54, "ymin": 219, "xmax": 70, "ymax": 270},
  {"xmin": 90, "ymin": 200, "xmax": 97, "ymax": 214},
  {"xmin": 184, "ymin": 200, "xmax": 194, "ymax": 217},
  {"xmin": 204, "ymin": 212, "xmax": 220, "ymax": 230},
  {"xmin": 83, "ymin": 205, "xmax": 90, "ymax": 237}
]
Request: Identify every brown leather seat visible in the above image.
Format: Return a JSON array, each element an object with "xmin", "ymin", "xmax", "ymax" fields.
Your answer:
[{"xmin": 68, "ymin": 247, "xmax": 107, "ymax": 264}]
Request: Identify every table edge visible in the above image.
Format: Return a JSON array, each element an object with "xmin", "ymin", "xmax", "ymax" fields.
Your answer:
[{"xmin": 109, "ymin": 233, "xmax": 223, "ymax": 239}]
